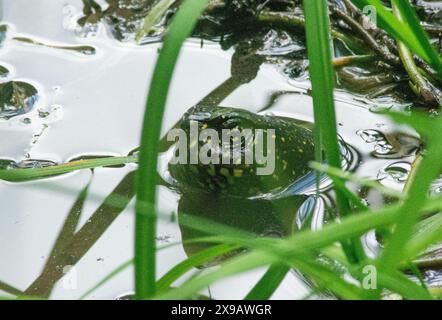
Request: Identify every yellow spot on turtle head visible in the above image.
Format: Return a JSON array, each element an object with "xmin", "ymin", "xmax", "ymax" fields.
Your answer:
[
  {"xmin": 233, "ymin": 169, "xmax": 243, "ymax": 177},
  {"xmin": 220, "ymin": 167, "xmax": 230, "ymax": 177}
]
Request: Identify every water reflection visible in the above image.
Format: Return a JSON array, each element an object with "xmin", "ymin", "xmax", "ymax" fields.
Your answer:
[
  {"xmin": 25, "ymin": 170, "xmax": 135, "ymax": 297},
  {"xmin": 178, "ymin": 192, "xmax": 308, "ymax": 263},
  {"xmin": 13, "ymin": 36, "xmax": 96, "ymax": 56},
  {"xmin": 0, "ymin": 81, "xmax": 38, "ymax": 119},
  {"xmin": 357, "ymin": 129, "xmax": 421, "ymax": 159},
  {"xmin": 1, "ymin": 0, "xmax": 441, "ymax": 300}
]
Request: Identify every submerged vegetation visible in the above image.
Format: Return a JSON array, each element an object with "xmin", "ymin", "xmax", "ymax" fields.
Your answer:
[{"xmin": 2, "ymin": 0, "xmax": 442, "ymax": 300}]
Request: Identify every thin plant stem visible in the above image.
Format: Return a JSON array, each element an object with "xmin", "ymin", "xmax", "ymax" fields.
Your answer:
[{"xmin": 135, "ymin": 0, "xmax": 210, "ymax": 299}]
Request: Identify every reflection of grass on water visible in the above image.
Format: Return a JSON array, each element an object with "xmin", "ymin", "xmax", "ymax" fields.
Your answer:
[
  {"xmin": 136, "ymin": 0, "xmax": 442, "ymax": 300},
  {"xmin": 2, "ymin": 0, "xmax": 442, "ymax": 300}
]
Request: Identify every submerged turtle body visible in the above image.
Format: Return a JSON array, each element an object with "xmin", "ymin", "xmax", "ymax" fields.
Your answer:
[
  {"xmin": 168, "ymin": 105, "xmax": 315, "ymax": 198},
  {"xmin": 178, "ymin": 191, "xmax": 307, "ymax": 261}
]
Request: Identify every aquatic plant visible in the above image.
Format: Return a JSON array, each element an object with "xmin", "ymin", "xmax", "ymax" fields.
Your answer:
[
  {"xmin": 2, "ymin": 0, "xmax": 442, "ymax": 301},
  {"xmin": 129, "ymin": 0, "xmax": 442, "ymax": 300}
]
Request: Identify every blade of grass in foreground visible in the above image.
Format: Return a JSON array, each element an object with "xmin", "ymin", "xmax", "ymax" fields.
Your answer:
[
  {"xmin": 156, "ymin": 244, "xmax": 239, "ymax": 293},
  {"xmin": 303, "ymin": 0, "xmax": 364, "ymax": 263},
  {"xmin": 379, "ymin": 113, "xmax": 442, "ymax": 269},
  {"xmin": 80, "ymin": 259, "xmax": 133, "ymax": 300},
  {"xmin": 135, "ymin": 0, "xmax": 210, "ymax": 299},
  {"xmin": 244, "ymin": 264, "xmax": 290, "ymax": 300},
  {"xmin": 0, "ymin": 155, "xmax": 137, "ymax": 182},
  {"xmin": 351, "ymin": 0, "xmax": 442, "ymax": 75}
]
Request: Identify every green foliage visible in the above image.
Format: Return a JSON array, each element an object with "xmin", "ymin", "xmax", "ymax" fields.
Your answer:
[
  {"xmin": 3, "ymin": 0, "xmax": 442, "ymax": 301},
  {"xmin": 138, "ymin": 0, "xmax": 442, "ymax": 300},
  {"xmin": 135, "ymin": 0, "xmax": 211, "ymax": 299}
]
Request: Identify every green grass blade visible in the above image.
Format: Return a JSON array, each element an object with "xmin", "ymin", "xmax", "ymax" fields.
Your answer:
[
  {"xmin": 79, "ymin": 259, "xmax": 133, "ymax": 300},
  {"xmin": 79, "ymin": 239, "xmax": 191, "ymax": 299},
  {"xmin": 156, "ymin": 244, "xmax": 239, "ymax": 293},
  {"xmin": 155, "ymin": 251, "xmax": 278, "ymax": 299},
  {"xmin": 0, "ymin": 155, "xmax": 137, "ymax": 182},
  {"xmin": 244, "ymin": 264, "xmax": 290, "ymax": 300},
  {"xmin": 290, "ymin": 257, "xmax": 370, "ymax": 300},
  {"xmin": 310, "ymin": 162, "xmax": 403, "ymax": 199},
  {"xmin": 45, "ymin": 181, "xmax": 90, "ymax": 261},
  {"xmin": 303, "ymin": 0, "xmax": 364, "ymax": 263},
  {"xmin": 351, "ymin": 0, "xmax": 442, "ymax": 74},
  {"xmin": 135, "ymin": 0, "xmax": 211, "ymax": 299},
  {"xmin": 392, "ymin": 0, "xmax": 442, "ymax": 74},
  {"xmin": 25, "ymin": 171, "xmax": 136, "ymax": 297},
  {"xmin": 404, "ymin": 213, "xmax": 442, "ymax": 261},
  {"xmin": 377, "ymin": 270, "xmax": 432, "ymax": 300},
  {"xmin": 379, "ymin": 121, "xmax": 442, "ymax": 268},
  {"xmin": 35, "ymin": 181, "xmax": 91, "ymax": 297}
]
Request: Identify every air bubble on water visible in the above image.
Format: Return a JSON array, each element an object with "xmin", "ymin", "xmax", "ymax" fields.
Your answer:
[
  {"xmin": 258, "ymin": 30, "xmax": 304, "ymax": 56},
  {"xmin": 115, "ymin": 292, "xmax": 134, "ymax": 300},
  {"xmin": 357, "ymin": 129, "xmax": 384, "ymax": 144},
  {"xmin": 11, "ymin": 159, "xmax": 57, "ymax": 169},
  {"xmin": 358, "ymin": 129, "xmax": 420, "ymax": 159},
  {"xmin": 377, "ymin": 162, "xmax": 411, "ymax": 184},
  {"xmin": 431, "ymin": 185, "xmax": 442, "ymax": 196},
  {"xmin": 429, "ymin": 108, "xmax": 440, "ymax": 117},
  {"xmin": 38, "ymin": 108, "xmax": 50, "ymax": 118},
  {"xmin": 21, "ymin": 117, "xmax": 31, "ymax": 125},
  {"xmin": 426, "ymin": 270, "xmax": 442, "ymax": 282},
  {"xmin": 368, "ymin": 104, "xmax": 393, "ymax": 114},
  {"xmin": 430, "ymin": 176, "xmax": 442, "ymax": 196},
  {"xmin": 374, "ymin": 142, "xmax": 393, "ymax": 155}
]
